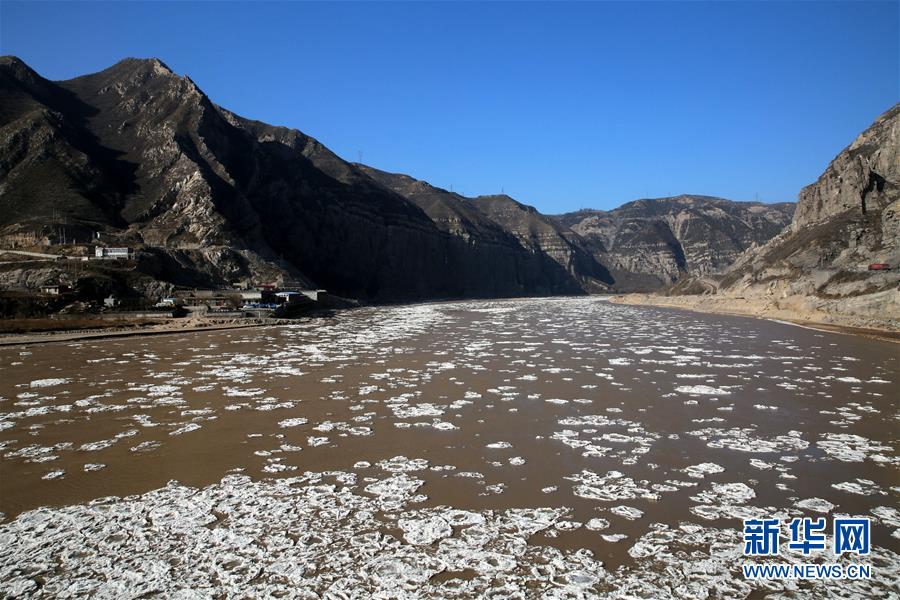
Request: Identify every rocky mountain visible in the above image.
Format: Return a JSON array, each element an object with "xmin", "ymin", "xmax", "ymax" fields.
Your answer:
[
  {"xmin": 0, "ymin": 56, "xmax": 609, "ymax": 301},
  {"xmin": 663, "ymin": 103, "xmax": 900, "ymax": 328},
  {"xmin": 554, "ymin": 197, "xmax": 794, "ymax": 290},
  {"xmin": 467, "ymin": 195, "xmax": 614, "ymax": 291},
  {"xmin": 0, "ymin": 55, "xmax": 800, "ymax": 306},
  {"xmin": 357, "ymin": 164, "xmax": 613, "ymax": 293}
]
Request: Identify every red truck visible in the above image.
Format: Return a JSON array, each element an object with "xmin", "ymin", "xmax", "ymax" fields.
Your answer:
[{"xmin": 868, "ymin": 263, "xmax": 892, "ymax": 271}]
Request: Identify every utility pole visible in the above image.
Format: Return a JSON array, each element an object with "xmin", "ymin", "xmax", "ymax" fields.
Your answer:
[{"xmin": 358, "ymin": 150, "xmax": 363, "ymax": 164}]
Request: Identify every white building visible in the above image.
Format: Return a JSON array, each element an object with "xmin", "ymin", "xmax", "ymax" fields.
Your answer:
[
  {"xmin": 275, "ymin": 291, "xmax": 304, "ymax": 304},
  {"xmin": 95, "ymin": 247, "xmax": 133, "ymax": 259}
]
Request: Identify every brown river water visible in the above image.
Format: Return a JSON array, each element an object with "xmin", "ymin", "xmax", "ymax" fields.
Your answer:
[{"xmin": 0, "ymin": 297, "xmax": 897, "ymax": 598}]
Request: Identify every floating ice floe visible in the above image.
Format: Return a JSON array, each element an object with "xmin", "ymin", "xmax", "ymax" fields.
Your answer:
[
  {"xmin": 28, "ymin": 378, "xmax": 70, "ymax": 388},
  {"xmin": 399, "ymin": 515, "xmax": 452, "ymax": 545},
  {"xmin": 675, "ymin": 385, "xmax": 732, "ymax": 395},
  {"xmin": 683, "ymin": 463, "xmax": 725, "ymax": 478},
  {"xmin": 78, "ymin": 439, "xmax": 117, "ymax": 452},
  {"xmin": 795, "ymin": 498, "xmax": 835, "ymax": 513},
  {"xmin": 378, "ymin": 456, "xmax": 429, "ymax": 472},
  {"xmin": 688, "ymin": 427, "xmax": 808, "ymax": 453},
  {"xmin": 688, "ymin": 482, "xmax": 759, "ymax": 520},
  {"xmin": 610, "ymin": 506, "xmax": 644, "ymax": 520},
  {"xmin": 817, "ymin": 433, "xmax": 893, "ymax": 463},
  {"xmin": 567, "ymin": 470, "xmax": 661, "ymax": 502},
  {"xmin": 392, "ymin": 404, "xmax": 445, "ymax": 419},
  {"xmin": 832, "ymin": 479, "xmax": 886, "ymax": 496},
  {"xmin": 131, "ymin": 440, "xmax": 161, "ymax": 452},
  {"xmin": 871, "ymin": 506, "xmax": 900, "ymax": 527},
  {"xmin": 170, "ymin": 423, "xmax": 202, "ymax": 436},
  {"xmin": 585, "ymin": 518, "xmax": 610, "ymax": 531}
]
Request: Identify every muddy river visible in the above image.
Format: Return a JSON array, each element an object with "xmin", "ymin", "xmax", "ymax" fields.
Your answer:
[{"xmin": 0, "ymin": 297, "xmax": 897, "ymax": 597}]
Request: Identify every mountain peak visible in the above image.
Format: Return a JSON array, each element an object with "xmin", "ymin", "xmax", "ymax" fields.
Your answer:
[
  {"xmin": 71, "ymin": 57, "xmax": 182, "ymax": 88},
  {"xmin": 114, "ymin": 57, "xmax": 174, "ymax": 76},
  {"xmin": 0, "ymin": 55, "xmax": 43, "ymax": 84},
  {"xmin": 474, "ymin": 194, "xmax": 539, "ymax": 214},
  {"xmin": 0, "ymin": 55, "xmax": 28, "ymax": 69},
  {"xmin": 63, "ymin": 56, "xmax": 208, "ymax": 105}
]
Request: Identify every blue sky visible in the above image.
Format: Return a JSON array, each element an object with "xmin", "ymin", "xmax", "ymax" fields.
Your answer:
[{"xmin": 2, "ymin": 1, "xmax": 897, "ymax": 212}]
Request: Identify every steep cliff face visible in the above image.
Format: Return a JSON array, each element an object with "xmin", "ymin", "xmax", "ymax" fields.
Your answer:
[
  {"xmin": 0, "ymin": 56, "xmax": 604, "ymax": 301},
  {"xmin": 792, "ymin": 105, "xmax": 900, "ymax": 230},
  {"xmin": 354, "ymin": 164, "xmax": 613, "ymax": 292},
  {"xmin": 466, "ymin": 195, "xmax": 613, "ymax": 291},
  {"xmin": 681, "ymin": 104, "xmax": 900, "ymax": 327},
  {"xmin": 356, "ymin": 166, "xmax": 609, "ymax": 295},
  {"xmin": 57, "ymin": 58, "xmax": 479, "ymax": 300},
  {"xmin": 555, "ymin": 197, "xmax": 794, "ymax": 290}
]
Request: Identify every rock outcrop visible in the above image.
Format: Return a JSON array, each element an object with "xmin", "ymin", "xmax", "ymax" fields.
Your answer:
[
  {"xmin": 792, "ymin": 106, "xmax": 899, "ymax": 230},
  {"xmin": 647, "ymin": 103, "xmax": 900, "ymax": 330},
  {"xmin": 356, "ymin": 166, "xmax": 612, "ymax": 295},
  {"xmin": 555, "ymin": 197, "xmax": 794, "ymax": 290}
]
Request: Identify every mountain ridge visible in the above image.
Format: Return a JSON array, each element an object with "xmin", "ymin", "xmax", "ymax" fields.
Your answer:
[
  {"xmin": 616, "ymin": 103, "xmax": 899, "ymax": 331},
  {"xmin": 1, "ymin": 55, "xmax": 797, "ymax": 307},
  {"xmin": 553, "ymin": 195, "xmax": 794, "ymax": 289}
]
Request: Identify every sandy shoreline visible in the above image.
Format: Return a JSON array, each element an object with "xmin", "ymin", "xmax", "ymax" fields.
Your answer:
[
  {"xmin": 0, "ymin": 318, "xmax": 287, "ymax": 347},
  {"xmin": 610, "ymin": 294, "xmax": 900, "ymax": 343}
]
